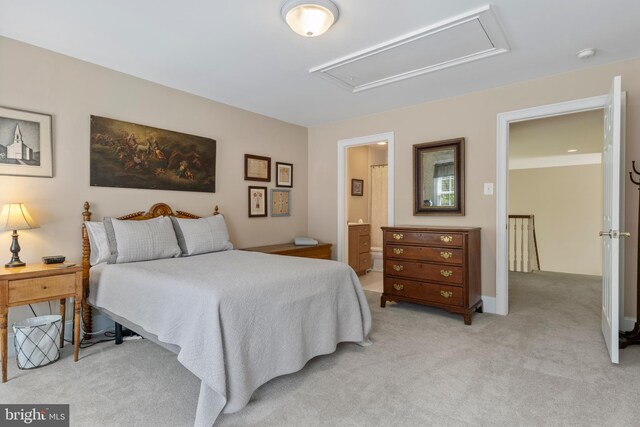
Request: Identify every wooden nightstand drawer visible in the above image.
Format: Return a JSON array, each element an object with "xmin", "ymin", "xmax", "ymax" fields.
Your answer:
[{"xmin": 8, "ymin": 274, "xmax": 76, "ymax": 305}]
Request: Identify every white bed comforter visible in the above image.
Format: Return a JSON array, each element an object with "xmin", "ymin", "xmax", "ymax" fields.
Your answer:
[{"xmin": 88, "ymin": 250, "xmax": 371, "ymax": 426}]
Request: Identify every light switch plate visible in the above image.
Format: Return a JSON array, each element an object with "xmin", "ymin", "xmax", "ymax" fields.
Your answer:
[{"xmin": 484, "ymin": 183, "xmax": 494, "ymax": 195}]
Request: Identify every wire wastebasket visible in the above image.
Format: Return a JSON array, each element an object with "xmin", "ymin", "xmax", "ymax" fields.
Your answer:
[{"xmin": 13, "ymin": 315, "xmax": 62, "ymax": 369}]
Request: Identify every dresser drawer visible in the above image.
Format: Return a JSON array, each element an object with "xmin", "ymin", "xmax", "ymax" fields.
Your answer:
[
  {"xmin": 359, "ymin": 235, "xmax": 370, "ymax": 253},
  {"xmin": 8, "ymin": 273, "xmax": 76, "ymax": 305},
  {"xmin": 351, "ymin": 224, "xmax": 370, "ymax": 235},
  {"xmin": 359, "ymin": 253, "xmax": 371, "ymax": 271},
  {"xmin": 384, "ymin": 278, "xmax": 463, "ymax": 307},
  {"xmin": 385, "ymin": 260, "xmax": 463, "ymax": 285},
  {"xmin": 385, "ymin": 231, "xmax": 463, "ymax": 247},
  {"xmin": 386, "ymin": 245, "xmax": 462, "ymax": 265}
]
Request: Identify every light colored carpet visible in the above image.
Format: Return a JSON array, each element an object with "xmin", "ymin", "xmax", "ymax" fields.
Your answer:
[{"xmin": 1, "ymin": 271, "xmax": 639, "ymax": 426}]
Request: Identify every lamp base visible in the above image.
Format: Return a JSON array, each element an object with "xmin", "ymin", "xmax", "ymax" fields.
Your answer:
[
  {"xmin": 5, "ymin": 260, "xmax": 25, "ymax": 268},
  {"xmin": 6, "ymin": 230, "xmax": 25, "ymax": 268}
]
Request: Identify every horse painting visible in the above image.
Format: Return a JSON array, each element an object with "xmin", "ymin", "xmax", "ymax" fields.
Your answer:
[{"xmin": 90, "ymin": 115, "xmax": 216, "ymax": 193}]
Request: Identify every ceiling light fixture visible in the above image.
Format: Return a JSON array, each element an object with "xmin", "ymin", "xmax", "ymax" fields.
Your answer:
[
  {"xmin": 567, "ymin": 149, "xmax": 578, "ymax": 153},
  {"xmin": 281, "ymin": 0, "xmax": 339, "ymax": 37},
  {"xmin": 576, "ymin": 48, "xmax": 596, "ymax": 59},
  {"xmin": 377, "ymin": 142, "xmax": 387, "ymax": 146}
]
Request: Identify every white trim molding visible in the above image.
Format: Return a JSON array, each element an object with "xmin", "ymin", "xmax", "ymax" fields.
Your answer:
[
  {"xmin": 509, "ymin": 153, "xmax": 602, "ymax": 170},
  {"xmin": 481, "ymin": 296, "xmax": 497, "ymax": 314},
  {"xmin": 337, "ymin": 132, "xmax": 395, "ymax": 263},
  {"xmin": 496, "ymin": 95, "xmax": 607, "ymax": 315}
]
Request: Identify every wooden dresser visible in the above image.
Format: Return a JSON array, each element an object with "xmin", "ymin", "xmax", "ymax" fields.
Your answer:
[
  {"xmin": 241, "ymin": 242, "xmax": 332, "ymax": 260},
  {"xmin": 381, "ymin": 226, "xmax": 482, "ymax": 325},
  {"xmin": 348, "ymin": 224, "xmax": 371, "ymax": 275}
]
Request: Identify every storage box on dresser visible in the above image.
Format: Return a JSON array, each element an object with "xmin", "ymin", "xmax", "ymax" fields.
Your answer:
[
  {"xmin": 381, "ymin": 226, "xmax": 482, "ymax": 325},
  {"xmin": 348, "ymin": 224, "xmax": 371, "ymax": 275}
]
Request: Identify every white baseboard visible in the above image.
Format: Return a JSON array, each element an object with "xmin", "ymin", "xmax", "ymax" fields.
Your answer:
[
  {"xmin": 481, "ymin": 295, "xmax": 497, "ymax": 314},
  {"xmin": 6, "ymin": 312, "xmax": 114, "ymax": 358}
]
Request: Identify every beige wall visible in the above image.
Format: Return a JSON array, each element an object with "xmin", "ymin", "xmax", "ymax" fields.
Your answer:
[
  {"xmin": 509, "ymin": 164, "xmax": 602, "ymax": 275},
  {"xmin": 347, "ymin": 146, "xmax": 369, "ymax": 223},
  {"xmin": 308, "ymin": 57, "xmax": 640, "ymax": 317},
  {"xmin": 0, "ymin": 37, "xmax": 308, "ymax": 324}
]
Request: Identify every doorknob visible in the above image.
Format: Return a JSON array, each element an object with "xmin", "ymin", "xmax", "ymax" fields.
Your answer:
[{"xmin": 599, "ymin": 230, "xmax": 631, "ymax": 238}]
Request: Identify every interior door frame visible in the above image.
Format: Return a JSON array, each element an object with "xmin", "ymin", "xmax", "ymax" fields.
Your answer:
[
  {"xmin": 495, "ymin": 95, "xmax": 607, "ymax": 315},
  {"xmin": 337, "ymin": 132, "xmax": 395, "ymax": 263}
]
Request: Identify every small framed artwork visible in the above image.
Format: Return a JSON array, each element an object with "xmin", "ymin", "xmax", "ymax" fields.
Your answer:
[
  {"xmin": 245, "ymin": 154, "xmax": 271, "ymax": 182},
  {"xmin": 248, "ymin": 186, "xmax": 268, "ymax": 217},
  {"xmin": 0, "ymin": 106, "xmax": 53, "ymax": 177},
  {"xmin": 275, "ymin": 162, "xmax": 293, "ymax": 188},
  {"xmin": 351, "ymin": 179, "xmax": 364, "ymax": 196},
  {"xmin": 271, "ymin": 189, "xmax": 291, "ymax": 217}
]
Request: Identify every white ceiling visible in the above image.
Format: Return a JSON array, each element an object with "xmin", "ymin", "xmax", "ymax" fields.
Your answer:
[{"xmin": 1, "ymin": 0, "xmax": 639, "ymax": 127}]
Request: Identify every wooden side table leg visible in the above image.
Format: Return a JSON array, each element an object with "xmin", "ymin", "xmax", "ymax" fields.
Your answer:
[{"xmin": 59, "ymin": 298, "xmax": 66, "ymax": 349}]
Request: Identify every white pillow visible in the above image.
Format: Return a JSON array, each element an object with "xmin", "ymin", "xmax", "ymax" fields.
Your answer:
[
  {"xmin": 170, "ymin": 215, "xmax": 233, "ymax": 256},
  {"xmin": 85, "ymin": 221, "xmax": 110, "ymax": 266},
  {"xmin": 103, "ymin": 216, "xmax": 182, "ymax": 264}
]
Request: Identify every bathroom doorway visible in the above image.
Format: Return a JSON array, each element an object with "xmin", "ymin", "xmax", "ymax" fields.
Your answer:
[{"xmin": 337, "ymin": 132, "xmax": 395, "ymax": 293}]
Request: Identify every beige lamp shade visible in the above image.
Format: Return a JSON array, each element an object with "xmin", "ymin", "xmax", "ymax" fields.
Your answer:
[{"xmin": 0, "ymin": 203, "xmax": 39, "ymax": 231}]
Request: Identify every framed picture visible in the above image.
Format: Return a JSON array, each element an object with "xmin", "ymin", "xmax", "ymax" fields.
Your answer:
[
  {"xmin": 245, "ymin": 154, "xmax": 271, "ymax": 182},
  {"xmin": 90, "ymin": 116, "xmax": 216, "ymax": 193},
  {"xmin": 413, "ymin": 137, "xmax": 465, "ymax": 216},
  {"xmin": 271, "ymin": 189, "xmax": 291, "ymax": 217},
  {"xmin": 248, "ymin": 186, "xmax": 268, "ymax": 217},
  {"xmin": 0, "ymin": 106, "xmax": 53, "ymax": 177},
  {"xmin": 351, "ymin": 179, "xmax": 364, "ymax": 196},
  {"xmin": 275, "ymin": 162, "xmax": 293, "ymax": 188}
]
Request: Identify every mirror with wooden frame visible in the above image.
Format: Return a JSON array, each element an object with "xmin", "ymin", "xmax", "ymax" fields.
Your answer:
[{"xmin": 413, "ymin": 138, "xmax": 465, "ymax": 215}]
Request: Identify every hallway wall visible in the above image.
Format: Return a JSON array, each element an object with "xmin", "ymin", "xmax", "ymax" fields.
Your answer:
[{"xmin": 509, "ymin": 164, "xmax": 602, "ymax": 275}]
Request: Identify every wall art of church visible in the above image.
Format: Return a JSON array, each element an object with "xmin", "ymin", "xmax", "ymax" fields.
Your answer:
[{"xmin": 0, "ymin": 106, "xmax": 53, "ymax": 177}]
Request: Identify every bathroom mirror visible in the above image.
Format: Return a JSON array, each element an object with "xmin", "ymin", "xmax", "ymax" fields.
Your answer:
[{"xmin": 413, "ymin": 138, "xmax": 465, "ymax": 215}]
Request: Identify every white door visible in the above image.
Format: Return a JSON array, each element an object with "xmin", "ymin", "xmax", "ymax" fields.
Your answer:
[{"xmin": 600, "ymin": 76, "xmax": 624, "ymax": 364}]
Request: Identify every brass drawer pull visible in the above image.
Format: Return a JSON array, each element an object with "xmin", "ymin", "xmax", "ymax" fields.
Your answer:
[
  {"xmin": 440, "ymin": 290, "xmax": 453, "ymax": 298},
  {"xmin": 393, "ymin": 283, "xmax": 404, "ymax": 291},
  {"xmin": 440, "ymin": 251, "xmax": 452, "ymax": 259},
  {"xmin": 440, "ymin": 235, "xmax": 453, "ymax": 243},
  {"xmin": 393, "ymin": 233, "xmax": 404, "ymax": 240},
  {"xmin": 440, "ymin": 270, "xmax": 453, "ymax": 277},
  {"xmin": 393, "ymin": 265, "xmax": 404, "ymax": 272},
  {"xmin": 393, "ymin": 248, "xmax": 404, "ymax": 255}
]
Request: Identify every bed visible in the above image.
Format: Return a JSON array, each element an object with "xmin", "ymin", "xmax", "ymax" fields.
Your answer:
[{"xmin": 80, "ymin": 202, "xmax": 372, "ymax": 426}]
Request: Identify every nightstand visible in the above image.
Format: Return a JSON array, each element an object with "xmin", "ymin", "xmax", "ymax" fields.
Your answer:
[{"xmin": 0, "ymin": 264, "xmax": 83, "ymax": 383}]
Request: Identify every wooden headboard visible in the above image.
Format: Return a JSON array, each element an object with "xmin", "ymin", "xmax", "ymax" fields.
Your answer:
[{"xmin": 80, "ymin": 201, "xmax": 219, "ymax": 338}]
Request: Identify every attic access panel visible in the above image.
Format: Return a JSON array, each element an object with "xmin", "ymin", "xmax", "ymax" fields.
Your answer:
[{"xmin": 310, "ymin": 5, "xmax": 510, "ymax": 93}]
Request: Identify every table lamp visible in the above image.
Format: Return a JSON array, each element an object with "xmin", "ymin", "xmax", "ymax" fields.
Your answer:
[{"xmin": 0, "ymin": 203, "xmax": 39, "ymax": 268}]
